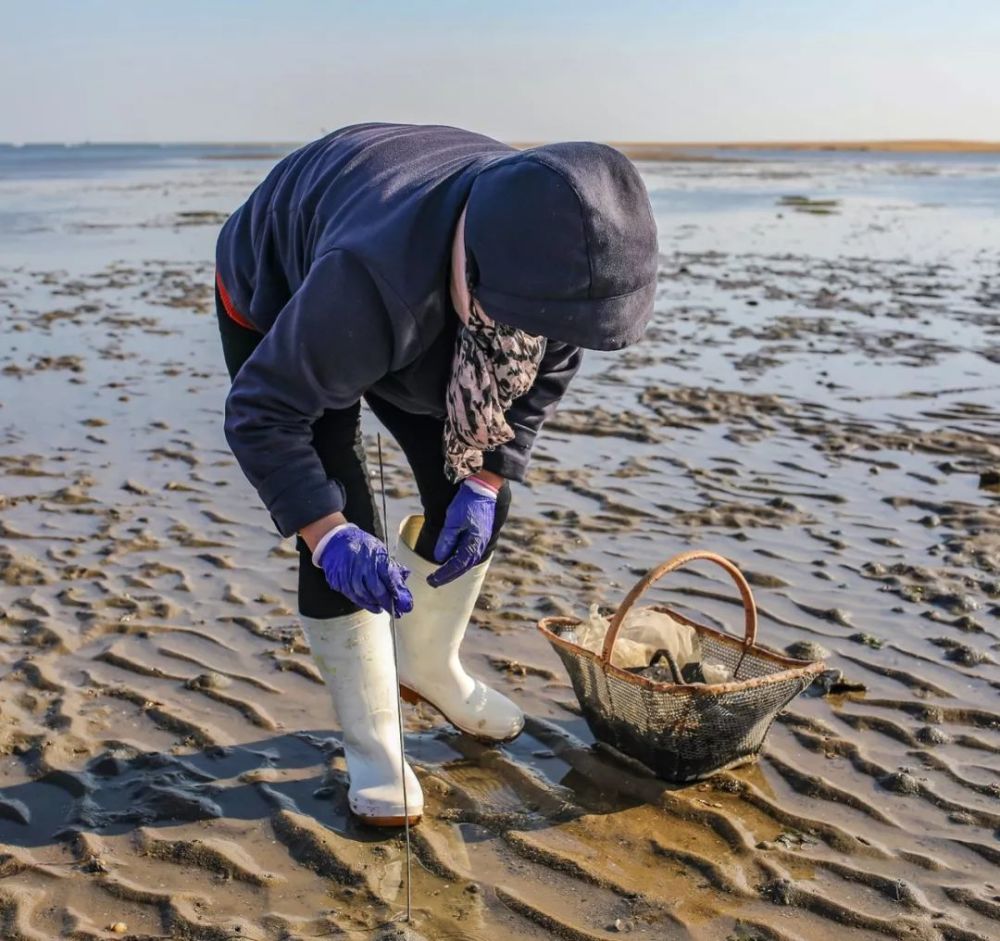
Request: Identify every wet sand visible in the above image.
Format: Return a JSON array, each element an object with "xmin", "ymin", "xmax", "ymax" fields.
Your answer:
[{"xmin": 0, "ymin": 150, "xmax": 998, "ymax": 939}]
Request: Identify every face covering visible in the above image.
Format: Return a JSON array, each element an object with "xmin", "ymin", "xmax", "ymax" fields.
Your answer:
[{"xmin": 443, "ymin": 300, "xmax": 546, "ymax": 483}]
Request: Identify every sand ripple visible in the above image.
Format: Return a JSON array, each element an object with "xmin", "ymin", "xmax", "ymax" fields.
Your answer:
[{"xmin": 2, "ymin": 178, "xmax": 999, "ymax": 938}]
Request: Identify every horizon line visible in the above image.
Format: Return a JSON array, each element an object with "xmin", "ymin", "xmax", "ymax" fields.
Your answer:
[{"xmin": 3, "ymin": 137, "xmax": 1000, "ymax": 154}]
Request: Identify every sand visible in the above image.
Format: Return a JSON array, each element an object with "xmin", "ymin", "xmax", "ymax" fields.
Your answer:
[{"xmin": 0, "ymin": 150, "xmax": 998, "ymax": 939}]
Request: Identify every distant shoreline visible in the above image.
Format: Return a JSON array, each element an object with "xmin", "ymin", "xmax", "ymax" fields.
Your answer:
[
  {"xmin": 4, "ymin": 138, "xmax": 1000, "ymax": 157},
  {"xmin": 607, "ymin": 140, "xmax": 1000, "ymax": 158},
  {"xmin": 505, "ymin": 140, "xmax": 1000, "ymax": 159}
]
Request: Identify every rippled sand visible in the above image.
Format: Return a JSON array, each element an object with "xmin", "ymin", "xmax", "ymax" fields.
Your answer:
[{"xmin": 0, "ymin": 152, "xmax": 998, "ymax": 939}]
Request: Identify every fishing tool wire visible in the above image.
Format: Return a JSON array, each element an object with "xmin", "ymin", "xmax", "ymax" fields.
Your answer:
[{"xmin": 377, "ymin": 433, "xmax": 413, "ymax": 925}]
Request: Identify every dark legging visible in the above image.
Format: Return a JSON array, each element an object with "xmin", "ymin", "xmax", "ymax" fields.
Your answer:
[{"xmin": 216, "ymin": 291, "xmax": 510, "ymax": 618}]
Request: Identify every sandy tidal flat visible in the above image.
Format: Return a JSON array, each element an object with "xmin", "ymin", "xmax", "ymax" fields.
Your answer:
[{"xmin": 0, "ymin": 144, "xmax": 998, "ymax": 939}]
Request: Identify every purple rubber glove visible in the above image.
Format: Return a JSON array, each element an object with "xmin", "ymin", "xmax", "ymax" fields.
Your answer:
[
  {"xmin": 314, "ymin": 524, "xmax": 413, "ymax": 617},
  {"xmin": 428, "ymin": 477, "xmax": 498, "ymax": 588}
]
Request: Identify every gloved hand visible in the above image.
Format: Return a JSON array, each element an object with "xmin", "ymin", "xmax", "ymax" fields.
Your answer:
[
  {"xmin": 314, "ymin": 524, "xmax": 413, "ymax": 617},
  {"xmin": 428, "ymin": 477, "xmax": 498, "ymax": 587}
]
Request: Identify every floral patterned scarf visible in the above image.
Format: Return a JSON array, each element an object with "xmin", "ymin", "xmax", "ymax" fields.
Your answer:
[{"xmin": 443, "ymin": 303, "xmax": 546, "ymax": 482}]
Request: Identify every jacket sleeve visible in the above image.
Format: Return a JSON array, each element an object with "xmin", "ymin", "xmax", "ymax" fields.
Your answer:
[
  {"xmin": 224, "ymin": 250, "xmax": 393, "ymax": 537},
  {"xmin": 481, "ymin": 340, "xmax": 583, "ymax": 481}
]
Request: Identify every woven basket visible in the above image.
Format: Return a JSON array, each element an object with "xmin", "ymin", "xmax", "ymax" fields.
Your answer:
[{"xmin": 538, "ymin": 550, "xmax": 825, "ymax": 783}]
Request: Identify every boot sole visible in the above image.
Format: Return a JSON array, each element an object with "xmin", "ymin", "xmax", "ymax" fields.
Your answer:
[
  {"xmin": 399, "ymin": 683, "xmax": 523, "ymax": 744},
  {"xmin": 354, "ymin": 811, "xmax": 423, "ymax": 828}
]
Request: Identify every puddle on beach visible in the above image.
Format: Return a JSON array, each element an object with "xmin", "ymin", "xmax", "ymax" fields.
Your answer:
[{"xmin": 0, "ymin": 148, "xmax": 998, "ymax": 939}]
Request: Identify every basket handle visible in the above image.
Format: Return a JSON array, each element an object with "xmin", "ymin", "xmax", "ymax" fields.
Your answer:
[{"xmin": 600, "ymin": 551, "xmax": 759, "ymax": 664}]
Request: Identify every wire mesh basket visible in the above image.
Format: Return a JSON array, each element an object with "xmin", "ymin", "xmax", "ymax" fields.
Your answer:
[{"xmin": 538, "ymin": 551, "xmax": 825, "ymax": 783}]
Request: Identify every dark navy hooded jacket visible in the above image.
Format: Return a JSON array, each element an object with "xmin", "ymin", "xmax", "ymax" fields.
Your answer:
[{"xmin": 216, "ymin": 123, "xmax": 657, "ymax": 538}]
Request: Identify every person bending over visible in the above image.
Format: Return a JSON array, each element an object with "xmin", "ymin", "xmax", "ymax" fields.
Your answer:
[{"xmin": 215, "ymin": 123, "xmax": 658, "ymax": 826}]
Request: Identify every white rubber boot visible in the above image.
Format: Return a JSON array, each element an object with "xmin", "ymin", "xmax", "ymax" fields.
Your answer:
[
  {"xmin": 394, "ymin": 515, "xmax": 525, "ymax": 743},
  {"xmin": 302, "ymin": 610, "xmax": 423, "ymax": 826}
]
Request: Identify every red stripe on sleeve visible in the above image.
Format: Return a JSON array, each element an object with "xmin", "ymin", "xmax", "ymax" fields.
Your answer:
[{"xmin": 216, "ymin": 271, "xmax": 258, "ymax": 332}]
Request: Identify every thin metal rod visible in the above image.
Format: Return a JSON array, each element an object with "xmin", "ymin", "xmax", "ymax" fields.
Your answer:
[{"xmin": 377, "ymin": 433, "xmax": 412, "ymax": 924}]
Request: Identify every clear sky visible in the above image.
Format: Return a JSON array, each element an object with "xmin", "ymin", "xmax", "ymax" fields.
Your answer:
[{"xmin": 2, "ymin": 0, "xmax": 998, "ymax": 144}]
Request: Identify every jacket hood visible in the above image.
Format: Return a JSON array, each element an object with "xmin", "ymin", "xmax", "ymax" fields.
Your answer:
[{"xmin": 464, "ymin": 141, "xmax": 658, "ymax": 351}]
